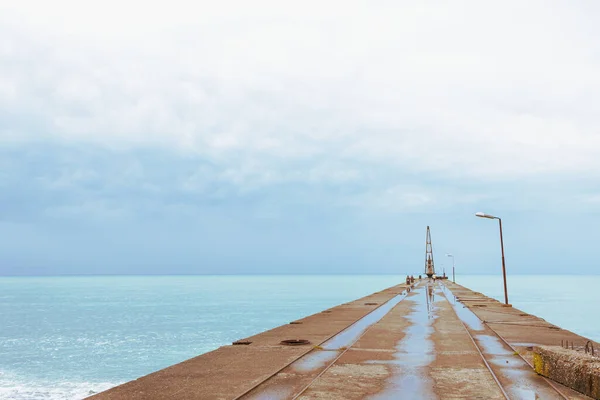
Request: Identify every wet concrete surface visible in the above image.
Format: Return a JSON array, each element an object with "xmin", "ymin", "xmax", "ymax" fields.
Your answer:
[
  {"xmin": 321, "ymin": 292, "xmax": 409, "ymax": 351},
  {"xmin": 441, "ymin": 286, "xmax": 485, "ymax": 332},
  {"xmin": 444, "ymin": 283, "xmax": 566, "ymax": 398},
  {"xmin": 443, "ymin": 281, "xmax": 594, "ymax": 400},
  {"xmin": 92, "ymin": 280, "xmax": 598, "ymax": 400},
  {"xmin": 292, "ymin": 350, "xmax": 339, "ymax": 373},
  {"xmin": 368, "ymin": 282, "xmax": 438, "ymax": 399},
  {"xmin": 242, "ymin": 290, "xmax": 411, "ymax": 399},
  {"xmin": 428, "ymin": 283, "xmax": 506, "ymax": 400},
  {"xmin": 299, "ymin": 281, "xmax": 508, "ymax": 399}
]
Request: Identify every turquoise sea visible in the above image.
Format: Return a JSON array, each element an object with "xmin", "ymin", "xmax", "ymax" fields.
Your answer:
[{"xmin": 1, "ymin": 274, "xmax": 599, "ymax": 400}]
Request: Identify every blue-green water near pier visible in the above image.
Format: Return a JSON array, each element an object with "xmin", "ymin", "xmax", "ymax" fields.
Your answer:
[{"xmin": 1, "ymin": 275, "xmax": 599, "ymax": 399}]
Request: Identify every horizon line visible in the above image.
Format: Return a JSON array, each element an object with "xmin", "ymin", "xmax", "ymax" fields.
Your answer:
[{"xmin": 1, "ymin": 272, "xmax": 598, "ymax": 278}]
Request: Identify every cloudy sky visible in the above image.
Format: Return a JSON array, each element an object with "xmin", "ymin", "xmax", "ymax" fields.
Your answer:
[{"xmin": 1, "ymin": 0, "xmax": 599, "ymax": 275}]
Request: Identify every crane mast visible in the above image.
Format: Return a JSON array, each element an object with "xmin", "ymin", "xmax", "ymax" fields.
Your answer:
[{"xmin": 425, "ymin": 226, "xmax": 435, "ymax": 278}]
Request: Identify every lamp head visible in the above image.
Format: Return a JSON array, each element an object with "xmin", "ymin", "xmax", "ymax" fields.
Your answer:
[{"xmin": 475, "ymin": 212, "xmax": 497, "ymax": 219}]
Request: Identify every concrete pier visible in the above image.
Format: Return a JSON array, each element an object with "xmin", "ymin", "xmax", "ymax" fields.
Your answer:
[{"xmin": 90, "ymin": 280, "xmax": 599, "ymax": 399}]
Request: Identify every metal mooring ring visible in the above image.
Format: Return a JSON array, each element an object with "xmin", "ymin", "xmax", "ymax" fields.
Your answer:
[{"xmin": 585, "ymin": 340, "xmax": 595, "ymax": 356}]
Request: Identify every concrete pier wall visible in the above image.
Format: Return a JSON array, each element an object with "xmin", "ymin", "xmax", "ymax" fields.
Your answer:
[{"xmin": 534, "ymin": 345, "xmax": 600, "ymax": 399}]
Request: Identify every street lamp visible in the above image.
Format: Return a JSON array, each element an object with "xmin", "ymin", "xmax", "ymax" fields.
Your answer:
[
  {"xmin": 446, "ymin": 254, "xmax": 455, "ymax": 283},
  {"xmin": 475, "ymin": 212, "xmax": 509, "ymax": 305}
]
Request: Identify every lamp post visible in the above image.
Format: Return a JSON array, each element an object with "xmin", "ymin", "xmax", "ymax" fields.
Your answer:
[
  {"xmin": 475, "ymin": 212, "xmax": 509, "ymax": 305},
  {"xmin": 446, "ymin": 254, "xmax": 455, "ymax": 283}
]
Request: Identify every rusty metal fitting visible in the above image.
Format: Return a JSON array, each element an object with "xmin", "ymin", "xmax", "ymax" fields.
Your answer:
[
  {"xmin": 585, "ymin": 340, "xmax": 595, "ymax": 356},
  {"xmin": 280, "ymin": 339, "xmax": 311, "ymax": 346}
]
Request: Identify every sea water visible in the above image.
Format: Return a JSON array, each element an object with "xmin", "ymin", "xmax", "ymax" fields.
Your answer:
[{"xmin": 1, "ymin": 275, "xmax": 599, "ymax": 400}]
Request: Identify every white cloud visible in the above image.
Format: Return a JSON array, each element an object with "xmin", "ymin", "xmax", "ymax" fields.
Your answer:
[
  {"xmin": 2, "ymin": 0, "xmax": 600, "ymax": 189},
  {"xmin": 580, "ymin": 194, "xmax": 600, "ymax": 204}
]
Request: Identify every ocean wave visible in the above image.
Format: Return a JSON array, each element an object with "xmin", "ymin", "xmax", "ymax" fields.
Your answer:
[{"xmin": 0, "ymin": 374, "xmax": 120, "ymax": 400}]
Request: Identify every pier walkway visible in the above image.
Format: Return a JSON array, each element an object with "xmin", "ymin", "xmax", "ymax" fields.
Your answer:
[{"xmin": 91, "ymin": 280, "xmax": 598, "ymax": 399}]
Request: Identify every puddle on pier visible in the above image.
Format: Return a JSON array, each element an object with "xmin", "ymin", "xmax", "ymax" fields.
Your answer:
[
  {"xmin": 440, "ymin": 284, "xmax": 484, "ymax": 331},
  {"xmin": 502, "ymin": 369, "xmax": 548, "ymax": 399},
  {"xmin": 369, "ymin": 282, "xmax": 438, "ymax": 399},
  {"xmin": 321, "ymin": 291, "xmax": 410, "ymax": 351},
  {"xmin": 475, "ymin": 334, "xmax": 551, "ymax": 398},
  {"xmin": 444, "ymin": 285, "xmax": 563, "ymax": 399},
  {"xmin": 245, "ymin": 288, "xmax": 413, "ymax": 400},
  {"xmin": 292, "ymin": 350, "xmax": 339, "ymax": 372},
  {"xmin": 475, "ymin": 334, "xmax": 512, "ymax": 356},
  {"xmin": 293, "ymin": 290, "xmax": 411, "ymax": 372},
  {"xmin": 437, "ymin": 283, "xmax": 455, "ymax": 304},
  {"xmin": 476, "ymin": 334, "xmax": 521, "ymax": 368}
]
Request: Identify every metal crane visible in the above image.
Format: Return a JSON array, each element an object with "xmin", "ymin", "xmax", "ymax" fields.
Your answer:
[{"xmin": 425, "ymin": 226, "xmax": 435, "ymax": 278}]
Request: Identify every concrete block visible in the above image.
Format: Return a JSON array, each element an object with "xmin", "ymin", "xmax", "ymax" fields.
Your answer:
[{"xmin": 533, "ymin": 345, "xmax": 600, "ymax": 399}]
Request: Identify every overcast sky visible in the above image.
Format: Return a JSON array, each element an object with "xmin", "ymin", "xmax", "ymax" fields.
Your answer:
[{"xmin": 1, "ymin": 1, "xmax": 599, "ymax": 275}]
